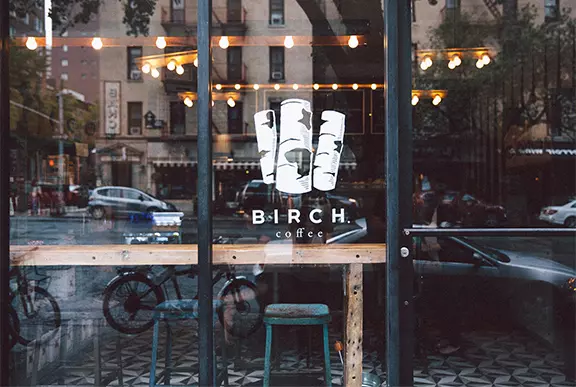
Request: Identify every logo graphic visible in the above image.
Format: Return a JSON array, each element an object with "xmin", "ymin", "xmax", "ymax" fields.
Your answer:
[{"xmin": 254, "ymin": 99, "xmax": 346, "ymax": 194}]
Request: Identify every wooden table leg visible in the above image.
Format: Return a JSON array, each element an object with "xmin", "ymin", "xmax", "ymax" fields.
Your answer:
[{"xmin": 344, "ymin": 263, "xmax": 363, "ymax": 387}]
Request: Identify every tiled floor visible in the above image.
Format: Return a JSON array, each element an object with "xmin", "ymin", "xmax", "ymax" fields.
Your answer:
[{"xmin": 35, "ymin": 321, "xmax": 575, "ymax": 387}]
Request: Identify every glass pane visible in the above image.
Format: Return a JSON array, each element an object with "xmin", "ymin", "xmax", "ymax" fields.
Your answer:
[{"xmin": 412, "ymin": 0, "xmax": 576, "ymax": 383}]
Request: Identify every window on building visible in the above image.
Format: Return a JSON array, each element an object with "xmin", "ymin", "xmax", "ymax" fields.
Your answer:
[
  {"xmin": 170, "ymin": 101, "xmax": 186, "ymax": 135},
  {"xmin": 227, "ymin": 0, "xmax": 243, "ymax": 22},
  {"xmin": 227, "ymin": 47, "xmax": 243, "ymax": 82},
  {"xmin": 23, "ymin": 13, "xmax": 29, "ymax": 24},
  {"xmin": 545, "ymin": 0, "xmax": 560, "ymax": 22},
  {"xmin": 81, "ymin": 59, "xmax": 87, "ymax": 65},
  {"xmin": 35, "ymin": 16, "xmax": 43, "ymax": 32},
  {"xmin": 171, "ymin": 0, "xmax": 185, "ymax": 23},
  {"xmin": 269, "ymin": 0, "xmax": 284, "ymax": 25},
  {"xmin": 63, "ymin": 45, "xmax": 68, "ymax": 52},
  {"xmin": 127, "ymin": 102, "xmax": 143, "ymax": 135},
  {"xmin": 61, "ymin": 73, "xmax": 68, "ymax": 81},
  {"xmin": 127, "ymin": 46, "xmax": 143, "ymax": 81},
  {"xmin": 270, "ymin": 47, "xmax": 285, "ymax": 81},
  {"xmin": 228, "ymin": 101, "xmax": 244, "ymax": 134},
  {"xmin": 61, "ymin": 59, "xmax": 69, "ymax": 67},
  {"xmin": 81, "ymin": 73, "xmax": 87, "ymax": 79},
  {"xmin": 269, "ymin": 100, "xmax": 281, "ymax": 127}
]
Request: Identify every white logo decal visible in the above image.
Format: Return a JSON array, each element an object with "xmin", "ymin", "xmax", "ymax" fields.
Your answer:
[{"xmin": 254, "ymin": 99, "xmax": 346, "ymax": 194}]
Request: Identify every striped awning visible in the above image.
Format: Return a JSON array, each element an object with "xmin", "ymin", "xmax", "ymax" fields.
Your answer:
[
  {"xmin": 152, "ymin": 161, "xmax": 196, "ymax": 167},
  {"xmin": 152, "ymin": 160, "xmax": 357, "ymax": 170}
]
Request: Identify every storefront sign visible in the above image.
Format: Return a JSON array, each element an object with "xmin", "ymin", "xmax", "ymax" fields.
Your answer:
[
  {"xmin": 507, "ymin": 146, "xmax": 576, "ymax": 156},
  {"xmin": 104, "ymin": 82, "xmax": 121, "ymax": 135}
]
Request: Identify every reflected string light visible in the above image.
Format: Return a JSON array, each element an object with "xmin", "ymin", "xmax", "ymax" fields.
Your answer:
[
  {"xmin": 227, "ymin": 97, "xmax": 236, "ymax": 107},
  {"xmin": 293, "ymin": 83, "xmax": 299, "ymax": 90},
  {"xmin": 184, "ymin": 97, "xmax": 193, "ymax": 107},
  {"xmin": 155, "ymin": 36, "xmax": 167, "ymax": 49},
  {"xmin": 352, "ymin": 83, "xmax": 359, "ymax": 90},
  {"xmin": 313, "ymin": 83, "xmax": 319, "ymax": 90},
  {"xmin": 91, "ymin": 37, "xmax": 103, "ymax": 50},
  {"xmin": 212, "ymin": 100, "xmax": 215, "ymax": 107},
  {"xmin": 448, "ymin": 60, "xmax": 456, "ymax": 70},
  {"xmin": 482, "ymin": 54, "xmax": 491, "ymax": 65},
  {"xmin": 142, "ymin": 62, "xmax": 151, "ymax": 74},
  {"xmin": 234, "ymin": 84, "xmax": 241, "ymax": 90},
  {"xmin": 284, "ymin": 36, "xmax": 294, "ymax": 49},
  {"xmin": 411, "ymin": 95, "xmax": 420, "ymax": 106},
  {"xmin": 216, "ymin": 84, "xmax": 222, "ymax": 90},
  {"xmin": 420, "ymin": 56, "xmax": 432, "ymax": 70},
  {"xmin": 274, "ymin": 84, "xmax": 280, "ymax": 90},
  {"xmin": 332, "ymin": 83, "xmax": 338, "ymax": 90},
  {"xmin": 348, "ymin": 35, "xmax": 359, "ymax": 49},
  {"xmin": 219, "ymin": 36, "xmax": 230, "ymax": 49},
  {"xmin": 167, "ymin": 60, "xmax": 177, "ymax": 71},
  {"xmin": 253, "ymin": 84, "xmax": 260, "ymax": 90},
  {"xmin": 476, "ymin": 59, "xmax": 485, "ymax": 69},
  {"xmin": 151, "ymin": 68, "xmax": 160, "ymax": 78},
  {"xmin": 26, "ymin": 37, "xmax": 38, "ymax": 50},
  {"xmin": 432, "ymin": 95, "xmax": 442, "ymax": 105},
  {"xmin": 194, "ymin": 57, "xmax": 198, "ymax": 67},
  {"xmin": 176, "ymin": 65, "xmax": 185, "ymax": 75},
  {"xmin": 371, "ymin": 83, "xmax": 377, "ymax": 90}
]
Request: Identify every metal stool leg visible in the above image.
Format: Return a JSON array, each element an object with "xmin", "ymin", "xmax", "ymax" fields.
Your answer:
[
  {"xmin": 164, "ymin": 323, "xmax": 172, "ymax": 386},
  {"xmin": 115, "ymin": 332, "xmax": 124, "ymax": 385},
  {"xmin": 149, "ymin": 319, "xmax": 160, "ymax": 387},
  {"xmin": 263, "ymin": 324, "xmax": 273, "ymax": 387},
  {"xmin": 322, "ymin": 323, "xmax": 332, "ymax": 386}
]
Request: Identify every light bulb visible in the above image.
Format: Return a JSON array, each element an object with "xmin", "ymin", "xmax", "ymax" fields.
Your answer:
[
  {"xmin": 184, "ymin": 97, "xmax": 193, "ymax": 107},
  {"xmin": 274, "ymin": 84, "xmax": 280, "ymax": 90},
  {"xmin": 227, "ymin": 97, "xmax": 236, "ymax": 107},
  {"xmin": 216, "ymin": 84, "xmax": 222, "ymax": 90},
  {"xmin": 284, "ymin": 36, "xmax": 294, "ymax": 49},
  {"xmin": 176, "ymin": 65, "xmax": 184, "ymax": 75},
  {"xmin": 371, "ymin": 83, "xmax": 377, "ymax": 90},
  {"xmin": 425, "ymin": 57, "xmax": 433, "ymax": 67},
  {"xmin": 420, "ymin": 61, "xmax": 428, "ymax": 71},
  {"xmin": 482, "ymin": 54, "xmax": 491, "ymax": 65},
  {"xmin": 151, "ymin": 68, "xmax": 160, "ymax": 78},
  {"xmin": 91, "ymin": 37, "xmax": 103, "ymax": 50},
  {"xmin": 452, "ymin": 55, "xmax": 461, "ymax": 66},
  {"xmin": 234, "ymin": 84, "xmax": 241, "ymax": 90},
  {"xmin": 25, "ymin": 37, "xmax": 38, "ymax": 50},
  {"xmin": 293, "ymin": 84, "xmax": 299, "ymax": 90},
  {"xmin": 156, "ymin": 36, "xmax": 167, "ymax": 49},
  {"xmin": 476, "ymin": 59, "xmax": 484, "ymax": 69},
  {"xmin": 348, "ymin": 35, "xmax": 359, "ymax": 49},
  {"xmin": 219, "ymin": 36, "xmax": 229, "ymax": 49},
  {"xmin": 167, "ymin": 60, "xmax": 177, "ymax": 71},
  {"xmin": 211, "ymin": 100, "xmax": 215, "ymax": 107},
  {"xmin": 448, "ymin": 60, "xmax": 456, "ymax": 70},
  {"xmin": 432, "ymin": 95, "xmax": 442, "ymax": 106},
  {"xmin": 142, "ymin": 62, "xmax": 151, "ymax": 74},
  {"xmin": 313, "ymin": 84, "xmax": 320, "ymax": 90},
  {"xmin": 352, "ymin": 83, "xmax": 359, "ymax": 90},
  {"xmin": 411, "ymin": 95, "xmax": 419, "ymax": 106},
  {"xmin": 332, "ymin": 83, "xmax": 338, "ymax": 90},
  {"xmin": 253, "ymin": 84, "xmax": 260, "ymax": 90},
  {"xmin": 194, "ymin": 57, "xmax": 198, "ymax": 67}
]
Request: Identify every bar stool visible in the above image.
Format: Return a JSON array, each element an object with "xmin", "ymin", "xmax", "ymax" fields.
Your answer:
[
  {"xmin": 149, "ymin": 299, "xmax": 227, "ymax": 387},
  {"xmin": 263, "ymin": 303, "xmax": 332, "ymax": 387}
]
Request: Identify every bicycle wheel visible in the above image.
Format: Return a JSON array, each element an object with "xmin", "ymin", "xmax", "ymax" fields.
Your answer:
[
  {"xmin": 103, "ymin": 274, "xmax": 164, "ymax": 334},
  {"xmin": 11, "ymin": 286, "xmax": 61, "ymax": 345},
  {"xmin": 218, "ymin": 278, "xmax": 263, "ymax": 338}
]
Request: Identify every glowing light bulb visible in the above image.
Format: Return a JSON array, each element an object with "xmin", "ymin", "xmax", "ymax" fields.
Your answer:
[
  {"xmin": 371, "ymin": 83, "xmax": 377, "ymax": 90},
  {"xmin": 167, "ymin": 60, "xmax": 177, "ymax": 71},
  {"xmin": 411, "ymin": 95, "xmax": 419, "ymax": 106},
  {"xmin": 313, "ymin": 84, "xmax": 320, "ymax": 90},
  {"xmin": 211, "ymin": 101, "xmax": 215, "ymax": 107},
  {"xmin": 142, "ymin": 62, "xmax": 151, "ymax": 74},
  {"xmin": 448, "ymin": 60, "xmax": 456, "ymax": 70},
  {"xmin": 155, "ymin": 36, "xmax": 167, "ymax": 49},
  {"xmin": 274, "ymin": 84, "xmax": 280, "ymax": 90},
  {"xmin": 420, "ymin": 61, "xmax": 428, "ymax": 70},
  {"xmin": 425, "ymin": 57, "xmax": 433, "ymax": 67},
  {"xmin": 352, "ymin": 83, "xmax": 359, "ymax": 90},
  {"xmin": 253, "ymin": 84, "xmax": 260, "ymax": 90},
  {"xmin": 91, "ymin": 37, "xmax": 103, "ymax": 50},
  {"xmin": 216, "ymin": 84, "xmax": 222, "ymax": 90},
  {"xmin": 25, "ymin": 37, "xmax": 38, "ymax": 50},
  {"xmin": 227, "ymin": 97, "xmax": 236, "ymax": 107},
  {"xmin": 332, "ymin": 83, "xmax": 338, "ymax": 90},
  {"xmin": 184, "ymin": 97, "xmax": 193, "ymax": 107},
  {"xmin": 151, "ymin": 68, "xmax": 160, "ymax": 78},
  {"xmin": 482, "ymin": 54, "xmax": 491, "ymax": 65},
  {"xmin": 432, "ymin": 95, "xmax": 442, "ymax": 106},
  {"xmin": 284, "ymin": 36, "xmax": 294, "ymax": 49},
  {"xmin": 348, "ymin": 35, "xmax": 359, "ymax": 49},
  {"xmin": 194, "ymin": 57, "xmax": 198, "ymax": 67},
  {"xmin": 293, "ymin": 84, "xmax": 299, "ymax": 90},
  {"xmin": 219, "ymin": 36, "xmax": 230, "ymax": 49},
  {"xmin": 476, "ymin": 59, "xmax": 484, "ymax": 69},
  {"xmin": 452, "ymin": 55, "xmax": 461, "ymax": 66},
  {"xmin": 176, "ymin": 65, "xmax": 184, "ymax": 75},
  {"xmin": 234, "ymin": 84, "xmax": 241, "ymax": 90}
]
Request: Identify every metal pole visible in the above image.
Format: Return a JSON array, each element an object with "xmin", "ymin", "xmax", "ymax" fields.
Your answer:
[
  {"xmin": 197, "ymin": 0, "xmax": 214, "ymax": 385},
  {"xmin": 385, "ymin": 0, "xmax": 414, "ymax": 384},
  {"xmin": 58, "ymin": 92, "xmax": 64, "ymax": 206},
  {"xmin": 0, "ymin": 0, "xmax": 10, "ymax": 382}
]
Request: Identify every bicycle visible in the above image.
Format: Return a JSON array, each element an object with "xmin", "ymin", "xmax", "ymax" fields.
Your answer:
[{"xmin": 102, "ymin": 261, "xmax": 263, "ymax": 339}]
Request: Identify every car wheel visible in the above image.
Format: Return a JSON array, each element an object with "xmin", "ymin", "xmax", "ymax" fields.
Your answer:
[
  {"xmin": 565, "ymin": 217, "xmax": 576, "ymax": 228},
  {"xmin": 91, "ymin": 206, "xmax": 105, "ymax": 220},
  {"xmin": 484, "ymin": 214, "xmax": 499, "ymax": 227}
]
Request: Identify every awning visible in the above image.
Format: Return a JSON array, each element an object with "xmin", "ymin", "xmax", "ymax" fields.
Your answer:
[
  {"xmin": 152, "ymin": 160, "xmax": 357, "ymax": 170},
  {"xmin": 153, "ymin": 160, "xmax": 196, "ymax": 167}
]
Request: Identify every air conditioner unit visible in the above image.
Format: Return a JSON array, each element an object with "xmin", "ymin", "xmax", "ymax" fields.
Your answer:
[
  {"xmin": 271, "ymin": 16, "xmax": 284, "ymax": 25},
  {"xmin": 129, "ymin": 126, "xmax": 141, "ymax": 135},
  {"xmin": 271, "ymin": 71, "xmax": 284, "ymax": 80},
  {"xmin": 130, "ymin": 70, "xmax": 142, "ymax": 80}
]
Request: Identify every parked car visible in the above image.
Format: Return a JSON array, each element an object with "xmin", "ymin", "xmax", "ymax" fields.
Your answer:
[
  {"xmin": 414, "ymin": 190, "xmax": 507, "ymax": 227},
  {"xmin": 539, "ymin": 200, "xmax": 576, "ymax": 227},
  {"xmin": 88, "ymin": 186, "xmax": 177, "ymax": 220}
]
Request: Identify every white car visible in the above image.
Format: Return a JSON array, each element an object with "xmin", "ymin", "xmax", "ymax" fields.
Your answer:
[{"xmin": 539, "ymin": 200, "xmax": 576, "ymax": 228}]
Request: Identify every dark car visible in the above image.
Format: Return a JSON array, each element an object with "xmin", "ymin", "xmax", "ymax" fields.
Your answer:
[{"xmin": 414, "ymin": 190, "xmax": 506, "ymax": 227}]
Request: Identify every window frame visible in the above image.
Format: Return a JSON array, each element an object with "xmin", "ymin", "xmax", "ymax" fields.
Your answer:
[
  {"xmin": 127, "ymin": 101, "xmax": 143, "ymax": 135},
  {"xmin": 269, "ymin": 46, "xmax": 285, "ymax": 81},
  {"xmin": 127, "ymin": 46, "xmax": 143, "ymax": 81},
  {"xmin": 269, "ymin": 0, "xmax": 284, "ymax": 26}
]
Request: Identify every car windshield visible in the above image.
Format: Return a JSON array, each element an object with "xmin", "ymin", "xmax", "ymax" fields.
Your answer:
[{"xmin": 455, "ymin": 237, "xmax": 510, "ymax": 263}]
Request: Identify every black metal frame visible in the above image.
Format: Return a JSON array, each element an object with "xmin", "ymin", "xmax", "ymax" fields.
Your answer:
[{"xmin": 404, "ymin": 228, "xmax": 576, "ymax": 237}]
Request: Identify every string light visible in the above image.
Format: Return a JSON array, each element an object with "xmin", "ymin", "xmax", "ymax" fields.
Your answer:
[
  {"xmin": 371, "ymin": 83, "xmax": 377, "ymax": 90},
  {"xmin": 25, "ymin": 37, "xmax": 38, "ymax": 50},
  {"xmin": 293, "ymin": 84, "xmax": 299, "ymax": 90},
  {"xmin": 432, "ymin": 95, "xmax": 442, "ymax": 105},
  {"xmin": 284, "ymin": 36, "xmax": 294, "ymax": 49},
  {"xmin": 411, "ymin": 95, "xmax": 419, "ymax": 106},
  {"xmin": 167, "ymin": 60, "xmax": 177, "ymax": 71},
  {"xmin": 227, "ymin": 97, "xmax": 236, "ymax": 107},
  {"xmin": 313, "ymin": 84, "xmax": 319, "ymax": 90},
  {"xmin": 142, "ymin": 62, "xmax": 151, "ymax": 74},
  {"xmin": 274, "ymin": 84, "xmax": 280, "ymax": 90},
  {"xmin": 91, "ymin": 37, "xmax": 103, "ymax": 50},
  {"xmin": 452, "ymin": 54, "xmax": 461, "ymax": 66},
  {"xmin": 476, "ymin": 59, "xmax": 485, "ymax": 69},
  {"xmin": 332, "ymin": 83, "xmax": 338, "ymax": 90},
  {"xmin": 151, "ymin": 68, "xmax": 160, "ymax": 78},
  {"xmin": 420, "ymin": 56, "xmax": 432, "ymax": 70},
  {"xmin": 212, "ymin": 100, "xmax": 215, "ymax": 107},
  {"xmin": 194, "ymin": 57, "xmax": 198, "ymax": 67},
  {"xmin": 234, "ymin": 84, "xmax": 241, "ymax": 90},
  {"xmin": 352, "ymin": 83, "xmax": 359, "ymax": 90},
  {"xmin": 482, "ymin": 54, "xmax": 491, "ymax": 65},
  {"xmin": 448, "ymin": 60, "xmax": 456, "ymax": 70},
  {"xmin": 176, "ymin": 65, "xmax": 184, "ymax": 75},
  {"xmin": 216, "ymin": 84, "xmax": 222, "ymax": 90},
  {"xmin": 348, "ymin": 35, "xmax": 359, "ymax": 49},
  {"xmin": 155, "ymin": 36, "xmax": 167, "ymax": 49},
  {"xmin": 219, "ymin": 36, "xmax": 230, "ymax": 49},
  {"xmin": 184, "ymin": 97, "xmax": 193, "ymax": 107},
  {"xmin": 253, "ymin": 84, "xmax": 260, "ymax": 90}
]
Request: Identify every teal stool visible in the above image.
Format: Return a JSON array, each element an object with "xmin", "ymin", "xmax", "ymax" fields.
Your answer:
[
  {"xmin": 149, "ymin": 299, "xmax": 227, "ymax": 387},
  {"xmin": 263, "ymin": 304, "xmax": 332, "ymax": 387}
]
